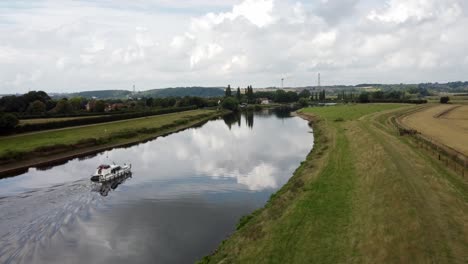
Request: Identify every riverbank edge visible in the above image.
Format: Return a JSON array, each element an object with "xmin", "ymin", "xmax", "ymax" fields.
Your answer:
[
  {"xmin": 0, "ymin": 110, "xmax": 228, "ymax": 178},
  {"xmin": 198, "ymin": 111, "xmax": 334, "ymax": 263}
]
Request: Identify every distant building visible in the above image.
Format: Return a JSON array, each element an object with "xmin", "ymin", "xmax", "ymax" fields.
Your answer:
[
  {"xmin": 259, "ymin": 98, "xmax": 270, "ymax": 105},
  {"xmin": 107, "ymin": 103, "xmax": 126, "ymax": 111},
  {"xmin": 86, "ymin": 100, "xmax": 96, "ymax": 111}
]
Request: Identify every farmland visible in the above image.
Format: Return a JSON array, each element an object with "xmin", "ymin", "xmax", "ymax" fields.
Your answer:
[
  {"xmin": 400, "ymin": 104, "xmax": 468, "ymax": 156},
  {"xmin": 202, "ymin": 104, "xmax": 468, "ymax": 264}
]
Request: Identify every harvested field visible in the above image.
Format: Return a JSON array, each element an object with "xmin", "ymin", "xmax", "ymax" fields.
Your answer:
[{"xmin": 401, "ymin": 104, "xmax": 468, "ymax": 155}]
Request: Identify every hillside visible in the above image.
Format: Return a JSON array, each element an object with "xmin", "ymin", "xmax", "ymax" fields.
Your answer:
[
  {"xmin": 69, "ymin": 87, "xmax": 224, "ymax": 99},
  {"xmin": 70, "ymin": 90, "xmax": 131, "ymax": 99},
  {"xmin": 140, "ymin": 87, "xmax": 224, "ymax": 98}
]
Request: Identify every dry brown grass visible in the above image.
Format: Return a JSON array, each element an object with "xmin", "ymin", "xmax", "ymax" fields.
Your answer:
[{"xmin": 401, "ymin": 104, "xmax": 468, "ymax": 156}]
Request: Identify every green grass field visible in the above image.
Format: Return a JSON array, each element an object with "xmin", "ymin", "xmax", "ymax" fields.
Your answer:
[
  {"xmin": 0, "ymin": 110, "xmax": 216, "ymax": 158},
  {"xmin": 203, "ymin": 104, "xmax": 468, "ymax": 263},
  {"xmin": 19, "ymin": 115, "xmax": 107, "ymax": 125},
  {"xmin": 301, "ymin": 103, "xmax": 404, "ymax": 121}
]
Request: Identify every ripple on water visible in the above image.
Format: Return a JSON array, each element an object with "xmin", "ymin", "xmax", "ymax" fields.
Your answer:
[{"xmin": 0, "ymin": 180, "xmax": 102, "ymax": 263}]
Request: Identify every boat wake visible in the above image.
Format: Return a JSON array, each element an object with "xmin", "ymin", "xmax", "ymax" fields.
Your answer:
[{"xmin": 0, "ymin": 180, "xmax": 102, "ymax": 263}]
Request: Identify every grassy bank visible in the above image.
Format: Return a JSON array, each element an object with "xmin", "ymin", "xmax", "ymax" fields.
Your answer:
[
  {"xmin": 202, "ymin": 104, "xmax": 468, "ymax": 263},
  {"xmin": 0, "ymin": 109, "xmax": 220, "ymax": 165}
]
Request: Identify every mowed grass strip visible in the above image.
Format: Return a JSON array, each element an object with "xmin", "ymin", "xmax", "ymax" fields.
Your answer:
[{"xmin": 0, "ymin": 110, "xmax": 214, "ymax": 156}]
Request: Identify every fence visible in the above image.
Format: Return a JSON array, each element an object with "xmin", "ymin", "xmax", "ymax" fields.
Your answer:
[{"xmin": 391, "ymin": 108, "xmax": 467, "ymax": 178}]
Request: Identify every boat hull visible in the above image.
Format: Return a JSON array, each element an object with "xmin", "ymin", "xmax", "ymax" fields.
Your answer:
[{"xmin": 91, "ymin": 165, "xmax": 132, "ymax": 183}]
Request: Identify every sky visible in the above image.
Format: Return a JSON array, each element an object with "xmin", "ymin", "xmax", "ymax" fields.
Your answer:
[{"xmin": 0, "ymin": 0, "xmax": 467, "ymax": 93}]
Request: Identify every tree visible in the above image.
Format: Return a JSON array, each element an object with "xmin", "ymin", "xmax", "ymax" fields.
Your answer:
[
  {"xmin": 440, "ymin": 96, "xmax": 450, "ymax": 104},
  {"xmin": 246, "ymin": 85, "xmax": 255, "ymax": 103},
  {"xmin": 319, "ymin": 90, "xmax": 326, "ymax": 101},
  {"xmin": 221, "ymin": 97, "xmax": 239, "ymax": 111},
  {"xmin": 386, "ymin": 90, "xmax": 402, "ymax": 100},
  {"xmin": 236, "ymin": 87, "xmax": 241, "ymax": 100},
  {"xmin": 358, "ymin": 92, "xmax": 370, "ymax": 103},
  {"xmin": 275, "ymin": 90, "xmax": 288, "ymax": 103},
  {"xmin": 146, "ymin": 97, "xmax": 154, "ymax": 107},
  {"xmin": 0, "ymin": 113, "xmax": 19, "ymax": 129},
  {"xmin": 286, "ymin": 91, "xmax": 298, "ymax": 102},
  {"xmin": 94, "ymin": 100, "xmax": 106, "ymax": 112},
  {"xmin": 27, "ymin": 100, "xmax": 46, "ymax": 114},
  {"xmin": 54, "ymin": 98, "xmax": 73, "ymax": 114},
  {"xmin": 298, "ymin": 89, "xmax": 311, "ymax": 98},
  {"xmin": 372, "ymin": 91, "xmax": 384, "ymax": 99},
  {"xmin": 23, "ymin": 91, "xmax": 50, "ymax": 104},
  {"xmin": 225, "ymin": 85, "xmax": 232, "ymax": 97},
  {"xmin": 69, "ymin": 97, "xmax": 84, "ymax": 111},
  {"xmin": 298, "ymin": 98, "xmax": 309, "ymax": 107}
]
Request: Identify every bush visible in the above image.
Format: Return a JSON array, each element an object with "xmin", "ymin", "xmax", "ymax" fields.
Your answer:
[
  {"xmin": 298, "ymin": 98, "xmax": 309, "ymax": 107},
  {"xmin": 0, "ymin": 113, "xmax": 19, "ymax": 129},
  {"xmin": 440, "ymin": 96, "xmax": 450, "ymax": 104}
]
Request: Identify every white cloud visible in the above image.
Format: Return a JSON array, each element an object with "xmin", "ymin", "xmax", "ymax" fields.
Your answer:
[
  {"xmin": 0, "ymin": 0, "xmax": 467, "ymax": 93},
  {"xmin": 367, "ymin": 0, "xmax": 462, "ymax": 24},
  {"xmin": 190, "ymin": 43, "xmax": 224, "ymax": 68}
]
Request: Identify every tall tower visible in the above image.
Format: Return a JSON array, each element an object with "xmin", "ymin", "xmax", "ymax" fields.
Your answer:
[
  {"xmin": 281, "ymin": 78, "xmax": 284, "ymax": 89},
  {"xmin": 318, "ymin": 73, "xmax": 321, "ymax": 88}
]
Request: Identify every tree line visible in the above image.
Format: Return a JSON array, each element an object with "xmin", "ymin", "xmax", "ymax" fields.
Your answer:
[{"xmin": 0, "ymin": 90, "xmax": 222, "ymax": 130}]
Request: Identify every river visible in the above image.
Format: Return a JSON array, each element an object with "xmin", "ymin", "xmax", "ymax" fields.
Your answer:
[{"xmin": 0, "ymin": 110, "xmax": 314, "ymax": 264}]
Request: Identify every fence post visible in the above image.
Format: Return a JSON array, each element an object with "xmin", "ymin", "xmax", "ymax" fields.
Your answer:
[{"xmin": 464, "ymin": 159, "xmax": 466, "ymax": 178}]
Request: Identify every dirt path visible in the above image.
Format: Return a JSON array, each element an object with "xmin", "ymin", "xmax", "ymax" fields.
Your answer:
[{"xmin": 434, "ymin": 105, "xmax": 462, "ymax": 118}]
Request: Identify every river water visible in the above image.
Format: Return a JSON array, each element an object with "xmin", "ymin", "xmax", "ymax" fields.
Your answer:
[{"xmin": 0, "ymin": 110, "xmax": 313, "ymax": 264}]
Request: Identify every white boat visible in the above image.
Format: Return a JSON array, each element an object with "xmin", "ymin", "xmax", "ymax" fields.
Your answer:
[{"xmin": 90, "ymin": 163, "xmax": 132, "ymax": 183}]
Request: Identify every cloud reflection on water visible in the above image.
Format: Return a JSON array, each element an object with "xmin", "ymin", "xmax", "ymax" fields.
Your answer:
[{"xmin": 0, "ymin": 111, "xmax": 314, "ymax": 264}]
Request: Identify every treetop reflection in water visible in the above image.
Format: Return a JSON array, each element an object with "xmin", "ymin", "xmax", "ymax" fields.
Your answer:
[{"xmin": 0, "ymin": 110, "xmax": 314, "ymax": 264}]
